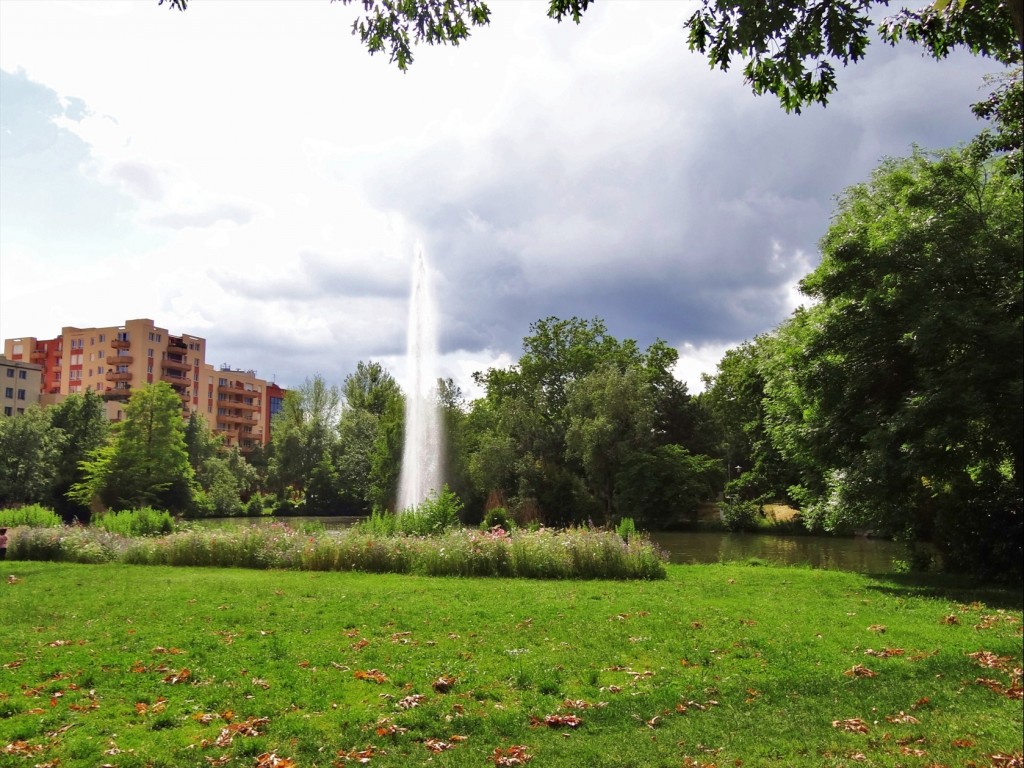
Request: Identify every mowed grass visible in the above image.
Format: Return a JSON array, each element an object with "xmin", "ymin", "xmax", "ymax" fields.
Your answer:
[{"xmin": 1, "ymin": 562, "xmax": 1020, "ymax": 767}]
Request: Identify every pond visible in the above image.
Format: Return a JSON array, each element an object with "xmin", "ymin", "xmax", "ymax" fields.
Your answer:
[
  {"xmin": 649, "ymin": 530, "xmax": 905, "ymax": 573},
  {"xmin": 193, "ymin": 516, "xmax": 906, "ymax": 573}
]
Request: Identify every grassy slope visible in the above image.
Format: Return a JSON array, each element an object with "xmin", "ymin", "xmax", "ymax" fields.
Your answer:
[{"xmin": 1, "ymin": 562, "xmax": 1021, "ymax": 767}]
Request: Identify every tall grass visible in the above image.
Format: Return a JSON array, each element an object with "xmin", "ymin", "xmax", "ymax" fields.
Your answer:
[
  {"xmin": 0, "ymin": 503, "xmax": 63, "ymax": 528},
  {"xmin": 93, "ymin": 507, "xmax": 175, "ymax": 536},
  {"xmin": 10, "ymin": 523, "xmax": 667, "ymax": 579}
]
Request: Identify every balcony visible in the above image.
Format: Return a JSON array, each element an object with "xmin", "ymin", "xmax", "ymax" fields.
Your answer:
[
  {"xmin": 30, "ymin": 350, "xmax": 46, "ymax": 362},
  {"xmin": 217, "ymin": 383, "xmax": 259, "ymax": 396},
  {"xmin": 111, "ymin": 355, "xmax": 134, "ymax": 365},
  {"xmin": 161, "ymin": 358, "xmax": 190, "ymax": 372},
  {"xmin": 161, "ymin": 374, "xmax": 189, "ymax": 391},
  {"xmin": 105, "ymin": 371, "xmax": 132, "ymax": 382},
  {"xmin": 217, "ymin": 412, "xmax": 255, "ymax": 425},
  {"xmin": 111, "ymin": 339, "xmax": 130, "ymax": 350},
  {"xmin": 219, "ymin": 397, "xmax": 260, "ymax": 411},
  {"xmin": 103, "ymin": 389, "xmax": 131, "ymax": 401}
]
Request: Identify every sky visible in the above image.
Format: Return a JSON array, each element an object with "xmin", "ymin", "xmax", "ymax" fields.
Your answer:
[{"xmin": 0, "ymin": 1, "xmax": 1003, "ymax": 399}]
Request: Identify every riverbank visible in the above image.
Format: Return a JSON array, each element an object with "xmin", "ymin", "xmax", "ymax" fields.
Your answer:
[{"xmin": 2, "ymin": 562, "xmax": 1020, "ymax": 767}]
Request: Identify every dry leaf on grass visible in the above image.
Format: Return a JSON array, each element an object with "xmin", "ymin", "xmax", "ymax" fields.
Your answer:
[{"xmin": 832, "ymin": 718, "xmax": 869, "ymax": 734}]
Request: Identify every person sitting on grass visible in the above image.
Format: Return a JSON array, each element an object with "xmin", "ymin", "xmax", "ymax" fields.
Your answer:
[{"xmin": 0, "ymin": 528, "xmax": 7, "ymax": 561}]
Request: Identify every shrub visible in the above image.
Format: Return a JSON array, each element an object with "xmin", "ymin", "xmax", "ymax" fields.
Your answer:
[
  {"xmin": 94, "ymin": 508, "xmax": 175, "ymax": 537},
  {"xmin": 615, "ymin": 516, "xmax": 638, "ymax": 542},
  {"xmin": 480, "ymin": 506, "xmax": 513, "ymax": 531},
  {"xmin": 720, "ymin": 498, "xmax": 760, "ymax": 532},
  {"xmin": 0, "ymin": 504, "xmax": 63, "ymax": 528},
  {"xmin": 244, "ymin": 493, "xmax": 271, "ymax": 517},
  {"xmin": 400, "ymin": 485, "xmax": 464, "ymax": 534}
]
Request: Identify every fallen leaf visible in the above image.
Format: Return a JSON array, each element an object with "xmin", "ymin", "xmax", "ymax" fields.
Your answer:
[
  {"xmin": 492, "ymin": 745, "xmax": 532, "ymax": 766},
  {"xmin": 844, "ymin": 665, "xmax": 877, "ymax": 678},
  {"xmin": 531, "ymin": 714, "xmax": 582, "ymax": 728},
  {"xmin": 967, "ymin": 650, "xmax": 1013, "ymax": 671},
  {"xmin": 989, "ymin": 754, "xmax": 1024, "ymax": 767},
  {"xmin": 899, "ymin": 746, "xmax": 927, "ymax": 756},
  {"xmin": 424, "ymin": 738, "xmax": 454, "ymax": 752},
  {"xmin": 940, "ymin": 614, "xmax": 960, "ymax": 625},
  {"xmin": 832, "ymin": 718, "xmax": 869, "ymax": 734},
  {"xmin": 864, "ymin": 648, "xmax": 905, "ymax": 658},
  {"xmin": 951, "ymin": 738, "xmax": 975, "ymax": 748},
  {"xmin": 885, "ymin": 711, "xmax": 921, "ymax": 724},
  {"xmin": 354, "ymin": 669, "xmax": 389, "ymax": 684},
  {"xmin": 432, "ymin": 675, "xmax": 457, "ymax": 693},
  {"xmin": 336, "ymin": 746, "xmax": 379, "ymax": 763},
  {"xmin": 255, "ymin": 751, "xmax": 296, "ymax": 767},
  {"xmin": 162, "ymin": 668, "xmax": 191, "ymax": 684},
  {"xmin": 397, "ymin": 694, "xmax": 425, "ymax": 709},
  {"xmin": 867, "ymin": 624, "xmax": 887, "ymax": 633},
  {"xmin": 3, "ymin": 740, "xmax": 44, "ymax": 756}
]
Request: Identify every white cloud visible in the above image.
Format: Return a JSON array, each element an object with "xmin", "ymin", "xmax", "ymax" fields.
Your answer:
[{"xmin": 0, "ymin": 0, "xmax": 1004, "ymax": 396}]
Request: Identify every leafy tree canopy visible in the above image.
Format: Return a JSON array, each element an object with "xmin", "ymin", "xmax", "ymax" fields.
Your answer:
[{"xmin": 161, "ymin": 0, "xmax": 1021, "ymax": 112}]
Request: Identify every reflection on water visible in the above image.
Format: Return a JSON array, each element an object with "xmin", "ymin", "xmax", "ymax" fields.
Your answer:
[
  {"xmin": 194, "ymin": 517, "xmax": 904, "ymax": 573},
  {"xmin": 649, "ymin": 530, "xmax": 904, "ymax": 573}
]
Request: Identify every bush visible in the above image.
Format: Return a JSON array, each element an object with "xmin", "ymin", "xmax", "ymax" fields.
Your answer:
[
  {"xmin": 0, "ymin": 504, "xmax": 63, "ymax": 528},
  {"xmin": 480, "ymin": 506, "xmax": 513, "ymax": 531},
  {"xmin": 720, "ymin": 498, "xmax": 759, "ymax": 532},
  {"xmin": 94, "ymin": 508, "xmax": 175, "ymax": 537},
  {"xmin": 244, "ymin": 493, "xmax": 271, "ymax": 517},
  {"xmin": 615, "ymin": 517, "xmax": 638, "ymax": 542},
  {"xmin": 396, "ymin": 485, "xmax": 464, "ymax": 535}
]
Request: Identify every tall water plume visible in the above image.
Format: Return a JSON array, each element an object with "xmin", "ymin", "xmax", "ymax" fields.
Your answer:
[{"xmin": 397, "ymin": 246, "xmax": 444, "ymax": 511}]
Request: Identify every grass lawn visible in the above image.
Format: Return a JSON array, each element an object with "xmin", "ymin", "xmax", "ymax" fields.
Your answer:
[{"xmin": 1, "ymin": 561, "xmax": 1021, "ymax": 767}]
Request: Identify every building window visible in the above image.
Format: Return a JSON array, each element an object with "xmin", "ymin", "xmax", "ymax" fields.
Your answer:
[
  {"xmin": 17, "ymin": 390, "xmax": 26, "ymax": 400},
  {"xmin": 4, "ymin": 387, "xmax": 12, "ymax": 398},
  {"xmin": 98, "ymin": 350, "xmax": 104, "ymax": 359},
  {"xmin": 19, "ymin": 370, "xmax": 27, "ymax": 379},
  {"xmin": 3, "ymin": 407, "xmax": 11, "ymax": 417},
  {"xmin": 148, "ymin": 349, "xmax": 155, "ymax": 358},
  {"xmin": 99, "ymin": 334, "xmax": 106, "ymax": 343},
  {"xmin": 97, "ymin": 366, "xmax": 104, "ymax": 374},
  {"xmin": 5, "ymin": 369, "xmax": 12, "ymax": 378}
]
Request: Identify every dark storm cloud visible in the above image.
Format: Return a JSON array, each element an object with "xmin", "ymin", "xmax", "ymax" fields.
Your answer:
[{"xmin": 358, "ymin": 42, "xmax": 998, "ymax": 364}]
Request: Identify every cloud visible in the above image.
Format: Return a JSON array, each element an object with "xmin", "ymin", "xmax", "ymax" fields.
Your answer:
[
  {"xmin": 148, "ymin": 201, "xmax": 255, "ymax": 229},
  {"xmin": 0, "ymin": 1, "xmax": 1006, "ymax": 397}
]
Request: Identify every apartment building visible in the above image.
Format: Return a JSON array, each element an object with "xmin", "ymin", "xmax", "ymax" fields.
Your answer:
[
  {"xmin": 0, "ymin": 355, "xmax": 42, "ymax": 416},
  {"xmin": 4, "ymin": 319, "xmax": 283, "ymax": 451}
]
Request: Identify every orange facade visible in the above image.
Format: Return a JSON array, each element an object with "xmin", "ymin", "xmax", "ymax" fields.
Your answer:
[{"xmin": 4, "ymin": 319, "xmax": 284, "ymax": 452}]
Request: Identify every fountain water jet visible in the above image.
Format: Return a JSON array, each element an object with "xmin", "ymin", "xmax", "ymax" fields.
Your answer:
[{"xmin": 397, "ymin": 246, "xmax": 444, "ymax": 511}]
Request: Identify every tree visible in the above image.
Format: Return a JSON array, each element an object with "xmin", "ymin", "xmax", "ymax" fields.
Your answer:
[
  {"xmin": 267, "ymin": 375, "xmax": 342, "ymax": 505},
  {"xmin": 467, "ymin": 316, "xmax": 718, "ymax": 525},
  {"xmin": 687, "ymin": 1, "xmax": 1021, "ymax": 112},
  {"xmin": 71, "ymin": 382, "xmax": 195, "ymax": 511},
  {"xmin": 564, "ymin": 364, "xmax": 654, "ymax": 524},
  {"xmin": 785, "ymin": 147, "xmax": 1022, "ymax": 576},
  {"xmin": 0, "ymin": 407, "xmax": 65, "ymax": 506},
  {"xmin": 46, "ymin": 391, "xmax": 110, "ymax": 517},
  {"xmin": 161, "ymin": 1, "xmax": 1021, "ymax": 110}
]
